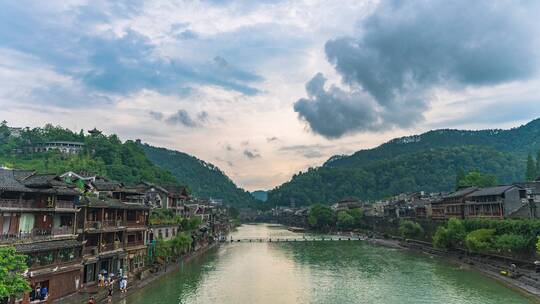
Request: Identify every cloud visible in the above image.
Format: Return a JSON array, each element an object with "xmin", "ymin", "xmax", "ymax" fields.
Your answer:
[
  {"xmin": 279, "ymin": 143, "xmax": 331, "ymax": 159},
  {"xmin": 266, "ymin": 136, "xmax": 279, "ymax": 142},
  {"xmin": 294, "ymin": 73, "xmax": 382, "ymax": 138},
  {"xmin": 295, "ymin": 1, "xmax": 540, "ymax": 138},
  {"xmin": 148, "ymin": 111, "xmax": 164, "ymax": 121},
  {"xmin": 154, "ymin": 109, "xmax": 211, "ymax": 128},
  {"xmin": 243, "ymin": 149, "xmax": 261, "ymax": 159}
]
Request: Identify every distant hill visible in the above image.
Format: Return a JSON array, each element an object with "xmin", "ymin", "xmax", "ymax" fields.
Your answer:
[
  {"xmin": 142, "ymin": 144, "xmax": 257, "ymax": 208},
  {"xmin": 250, "ymin": 190, "xmax": 268, "ymax": 202},
  {"xmin": 0, "ymin": 122, "xmax": 256, "ymax": 208},
  {"xmin": 268, "ymin": 119, "xmax": 540, "ymax": 207}
]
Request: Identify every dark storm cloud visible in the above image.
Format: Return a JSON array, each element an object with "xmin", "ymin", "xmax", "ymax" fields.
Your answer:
[{"xmin": 295, "ymin": 0, "xmax": 540, "ymax": 139}]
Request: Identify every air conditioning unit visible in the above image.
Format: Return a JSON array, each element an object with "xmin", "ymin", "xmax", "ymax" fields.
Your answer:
[{"xmin": 94, "ymin": 222, "xmax": 102, "ymax": 229}]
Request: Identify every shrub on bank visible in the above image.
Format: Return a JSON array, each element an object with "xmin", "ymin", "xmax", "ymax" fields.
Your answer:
[{"xmin": 399, "ymin": 220, "xmax": 424, "ymax": 239}]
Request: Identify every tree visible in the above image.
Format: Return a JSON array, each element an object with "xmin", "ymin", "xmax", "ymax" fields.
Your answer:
[
  {"xmin": 399, "ymin": 220, "xmax": 424, "ymax": 239},
  {"xmin": 455, "ymin": 168, "xmax": 466, "ymax": 190},
  {"xmin": 465, "ymin": 229, "xmax": 495, "ymax": 252},
  {"xmin": 0, "ymin": 247, "xmax": 30, "ymax": 300},
  {"xmin": 494, "ymin": 234, "xmax": 529, "ymax": 255},
  {"xmin": 526, "ymin": 153, "xmax": 536, "ymax": 181},
  {"xmin": 458, "ymin": 171, "xmax": 497, "ymax": 188},
  {"xmin": 537, "ymin": 150, "xmax": 540, "ymax": 178},
  {"xmin": 433, "ymin": 226, "xmax": 451, "ymax": 249},
  {"xmin": 307, "ymin": 204, "xmax": 335, "ymax": 230},
  {"xmin": 337, "ymin": 211, "xmax": 355, "ymax": 229},
  {"xmin": 446, "ymin": 218, "xmax": 467, "ymax": 248}
]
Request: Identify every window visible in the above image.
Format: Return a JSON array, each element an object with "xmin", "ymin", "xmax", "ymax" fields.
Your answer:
[{"xmin": 165, "ymin": 229, "xmax": 169, "ymax": 238}]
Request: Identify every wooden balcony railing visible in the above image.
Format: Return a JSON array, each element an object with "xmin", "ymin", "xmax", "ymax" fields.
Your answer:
[
  {"xmin": 0, "ymin": 199, "xmax": 34, "ymax": 209},
  {"xmin": 56, "ymin": 200, "xmax": 75, "ymax": 209},
  {"xmin": 100, "ymin": 241, "xmax": 122, "ymax": 252},
  {"xmin": 126, "ymin": 220, "xmax": 145, "ymax": 227},
  {"xmin": 126, "ymin": 240, "xmax": 144, "ymax": 247},
  {"xmin": 85, "ymin": 221, "xmax": 102, "ymax": 229},
  {"xmin": 83, "ymin": 246, "xmax": 98, "ymax": 256},
  {"xmin": 0, "ymin": 226, "xmax": 74, "ymax": 243}
]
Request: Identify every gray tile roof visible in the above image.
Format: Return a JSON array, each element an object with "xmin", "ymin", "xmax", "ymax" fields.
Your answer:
[
  {"xmin": 468, "ymin": 185, "xmax": 519, "ymax": 197},
  {"xmin": 0, "ymin": 168, "xmax": 32, "ymax": 192}
]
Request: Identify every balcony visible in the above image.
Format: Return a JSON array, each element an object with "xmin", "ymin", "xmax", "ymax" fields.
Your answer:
[
  {"xmin": 83, "ymin": 246, "xmax": 98, "ymax": 256},
  {"xmin": 0, "ymin": 199, "xmax": 34, "ymax": 209},
  {"xmin": 100, "ymin": 241, "xmax": 122, "ymax": 253},
  {"xmin": 0, "ymin": 227, "xmax": 74, "ymax": 243},
  {"xmin": 126, "ymin": 220, "xmax": 145, "ymax": 228},
  {"xmin": 56, "ymin": 200, "xmax": 75, "ymax": 209},
  {"xmin": 126, "ymin": 240, "xmax": 145, "ymax": 248},
  {"xmin": 84, "ymin": 221, "xmax": 102, "ymax": 230},
  {"xmin": 103, "ymin": 220, "xmax": 124, "ymax": 228}
]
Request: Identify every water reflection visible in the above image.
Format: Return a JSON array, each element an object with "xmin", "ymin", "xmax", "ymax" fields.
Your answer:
[{"xmin": 124, "ymin": 224, "xmax": 534, "ymax": 304}]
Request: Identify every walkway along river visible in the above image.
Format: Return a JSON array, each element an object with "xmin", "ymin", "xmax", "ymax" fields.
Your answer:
[{"xmin": 121, "ymin": 224, "xmax": 536, "ymax": 304}]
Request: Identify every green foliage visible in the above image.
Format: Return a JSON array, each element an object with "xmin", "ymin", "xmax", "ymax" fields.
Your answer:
[
  {"xmin": 0, "ymin": 124, "xmax": 178, "ymax": 186},
  {"xmin": 142, "ymin": 145, "xmax": 257, "ymax": 208},
  {"xmin": 149, "ymin": 209, "xmax": 183, "ymax": 226},
  {"xmin": 268, "ymin": 119, "xmax": 540, "ymax": 206},
  {"xmin": 433, "ymin": 227, "xmax": 451, "ymax": 249},
  {"xmin": 493, "ymin": 234, "xmax": 530, "ymax": 255},
  {"xmin": 155, "ymin": 238, "xmax": 172, "ymax": 259},
  {"xmin": 399, "ymin": 220, "xmax": 424, "ymax": 239},
  {"xmin": 432, "ymin": 218, "xmax": 466, "ymax": 249},
  {"xmin": 446, "ymin": 218, "xmax": 467, "ymax": 248},
  {"xmin": 307, "ymin": 204, "xmax": 335, "ymax": 230},
  {"xmin": 268, "ymin": 146, "xmax": 524, "ymax": 206},
  {"xmin": 457, "ymin": 171, "xmax": 497, "ymax": 188},
  {"xmin": 526, "ymin": 153, "xmax": 536, "ymax": 181},
  {"xmin": 337, "ymin": 211, "xmax": 355, "ymax": 229},
  {"xmin": 536, "ymin": 236, "xmax": 540, "ymax": 254},
  {"xmin": 0, "ymin": 247, "xmax": 31, "ymax": 299},
  {"xmin": 170, "ymin": 233, "xmax": 192, "ymax": 256},
  {"xmin": 348, "ymin": 208, "xmax": 364, "ymax": 226},
  {"xmin": 465, "ymin": 229, "xmax": 495, "ymax": 252}
]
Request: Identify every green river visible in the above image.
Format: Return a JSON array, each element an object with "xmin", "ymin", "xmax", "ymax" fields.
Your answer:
[{"xmin": 123, "ymin": 224, "xmax": 535, "ymax": 304}]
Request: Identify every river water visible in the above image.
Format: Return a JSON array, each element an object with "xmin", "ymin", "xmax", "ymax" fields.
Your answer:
[{"xmin": 122, "ymin": 224, "xmax": 534, "ymax": 304}]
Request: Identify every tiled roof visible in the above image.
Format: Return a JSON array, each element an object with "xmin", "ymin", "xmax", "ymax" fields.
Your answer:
[
  {"xmin": 15, "ymin": 239, "xmax": 81, "ymax": 253},
  {"xmin": 0, "ymin": 168, "xmax": 32, "ymax": 192},
  {"xmin": 81, "ymin": 196, "xmax": 149, "ymax": 210},
  {"xmin": 446, "ymin": 187, "xmax": 478, "ymax": 198},
  {"xmin": 468, "ymin": 185, "xmax": 519, "ymax": 197}
]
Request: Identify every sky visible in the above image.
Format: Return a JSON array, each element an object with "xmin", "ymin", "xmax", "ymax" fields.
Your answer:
[{"xmin": 1, "ymin": 0, "xmax": 540, "ymax": 191}]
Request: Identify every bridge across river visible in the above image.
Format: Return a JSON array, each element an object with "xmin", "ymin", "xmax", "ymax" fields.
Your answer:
[{"xmin": 221, "ymin": 236, "xmax": 365, "ymax": 243}]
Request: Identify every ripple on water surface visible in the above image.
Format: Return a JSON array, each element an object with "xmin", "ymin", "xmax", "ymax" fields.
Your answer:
[{"xmin": 123, "ymin": 224, "xmax": 535, "ymax": 304}]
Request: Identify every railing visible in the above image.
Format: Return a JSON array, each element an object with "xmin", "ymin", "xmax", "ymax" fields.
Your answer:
[
  {"xmin": 0, "ymin": 199, "xmax": 34, "ymax": 209},
  {"xmin": 126, "ymin": 220, "xmax": 145, "ymax": 227},
  {"xmin": 0, "ymin": 227, "xmax": 74, "ymax": 243},
  {"xmin": 85, "ymin": 221, "xmax": 102, "ymax": 230},
  {"xmin": 56, "ymin": 200, "xmax": 75, "ymax": 209},
  {"xmin": 83, "ymin": 246, "xmax": 98, "ymax": 256},
  {"xmin": 126, "ymin": 240, "xmax": 144, "ymax": 247},
  {"xmin": 52, "ymin": 226, "xmax": 73, "ymax": 235},
  {"xmin": 100, "ymin": 241, "xmax": 122, "ymax": 252},
  {"xmin": 103, "ymin": 220, "xmax": 121, "ymax": 228}
]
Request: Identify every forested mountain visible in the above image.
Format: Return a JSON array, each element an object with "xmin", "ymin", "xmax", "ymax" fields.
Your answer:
[
  {"xmin": 250, "ymin": 190, "xmax": 268, "ymax": 202},
  {"xmin": 268, "ymin": 119, "xmax": 540, "ymax": 207},
  {"xmin": 0, "ymin": 122, "xmax": 256, "ymax": 207},
  {"xmin": 142, "ymin": 145, "xmax": 257, "ymax": 207},
  {"xmin": 0, "ymin": 123, "xmax": 177, "ymax": 185}
]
